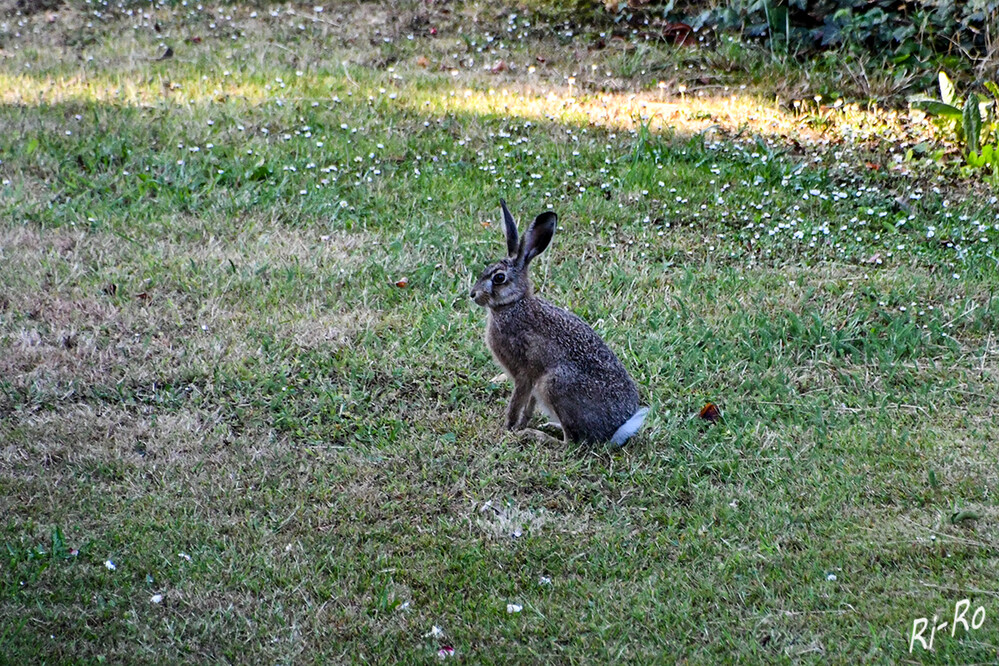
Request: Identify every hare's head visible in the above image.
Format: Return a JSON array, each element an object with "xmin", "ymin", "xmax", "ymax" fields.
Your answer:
[{"xmin": 471, "ymin": 200, "xmax": 556, "ymax": 309}]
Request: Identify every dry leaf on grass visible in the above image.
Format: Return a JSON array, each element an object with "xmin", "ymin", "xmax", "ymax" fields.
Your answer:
[{"xmin": 698, "ymin": 402, "xmax": 721, "ymax": 422}]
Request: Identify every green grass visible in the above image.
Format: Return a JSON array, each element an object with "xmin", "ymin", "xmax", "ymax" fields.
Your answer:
[{"xmin": 2, "ymin": 1, "xmax": 998, "ymax": 663}]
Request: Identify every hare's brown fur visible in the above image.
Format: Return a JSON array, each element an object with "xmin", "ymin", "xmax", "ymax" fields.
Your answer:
[{"xmin": 471, "ymin": 200, "xmax": 646, "ymax": 445}]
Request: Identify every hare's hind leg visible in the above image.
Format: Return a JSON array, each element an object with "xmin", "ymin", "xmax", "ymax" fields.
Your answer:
[
  {"xmin": 536, "ymin": 422, "xmax": 564, "ymax": 439},
  {"xmin": 518, "ymin": 428, "xmax": 563, "ymax": 446},
  {"xmin": 532, "ymin": 388, "xmax": 563, "ymax": 435}
]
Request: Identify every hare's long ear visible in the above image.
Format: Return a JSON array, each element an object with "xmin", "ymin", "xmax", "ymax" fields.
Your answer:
[
  {"xmin": 518, "ymin": 211, "xmax": 557, "ymax": 267},
  {"xmin": 500, "ymin": 199, "xmax": 519, "ymax": 258}
]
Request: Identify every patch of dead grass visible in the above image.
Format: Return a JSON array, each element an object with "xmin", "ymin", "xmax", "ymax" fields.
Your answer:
[
  {"xmin": 0, "ymin": 222, "xmax": 380, "ymax": 397},
  {"xmin": 473, "ymin": 498, "xmax": 592, "ymax": 539},
  {"xmin": 0, "ymin": 404, "xmax": 213, "ymax": 478}
]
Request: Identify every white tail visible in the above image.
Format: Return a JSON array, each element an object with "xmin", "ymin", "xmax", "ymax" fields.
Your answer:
[{"xmin": 610, "ymin": 407, "xmax": 649, "ymax": 446}]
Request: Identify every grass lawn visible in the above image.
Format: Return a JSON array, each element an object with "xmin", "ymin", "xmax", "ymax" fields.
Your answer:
[{"xmin": 2, "ymin": 1, "xmax": 998, "ymax": 663}]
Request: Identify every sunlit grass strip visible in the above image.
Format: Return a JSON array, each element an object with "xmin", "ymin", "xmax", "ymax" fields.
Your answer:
[
  {"xmin": 409, "ymin": 80, "xmax": 938, "ymax": 156},
  {"xmin": 0, "ymin": 71, "xmax": 281, "ymax": 108},
  {"xmin": 3, "ymin": 63, "xmax": 934, "ymax": 160}
]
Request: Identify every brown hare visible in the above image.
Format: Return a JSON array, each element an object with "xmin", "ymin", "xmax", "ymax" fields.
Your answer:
[{"xmin": 470, "ymin": 200, "xmax": 649, "ymax": 446}]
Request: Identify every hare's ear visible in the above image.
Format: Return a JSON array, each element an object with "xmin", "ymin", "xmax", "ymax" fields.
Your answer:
[
  {"xmin": 518, "ymin": 211, "xmax": 557, "ymax": 266},
  {"xmin": 500, "ymin": 199, "xmax": 519, "ymax": 258}
]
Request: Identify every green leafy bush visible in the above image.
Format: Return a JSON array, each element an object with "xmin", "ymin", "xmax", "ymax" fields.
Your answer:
[
  {"xmin": 588, "ymin": 1, "xmax": 997, "ymax": 66},
  {"xmin": 911, "ymin": 72, "xmax": 999, "ymax": 182},
  {"xmin": 719, "ymin": 1, "xmax": 993, "ymax": 59}
]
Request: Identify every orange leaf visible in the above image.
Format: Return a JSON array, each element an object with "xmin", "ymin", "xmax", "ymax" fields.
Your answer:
[{"xmin": 698, "ymin": 402, "xmax": 721, "ymax": 422}]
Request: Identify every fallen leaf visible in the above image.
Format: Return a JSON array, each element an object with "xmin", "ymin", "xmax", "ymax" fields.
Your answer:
[
  {"xmin": 865, "ymin": 161, "xmax": 880, "ymax": 171},
  {"xmin": 490, "ymin": 60, "xmax": 506, "ymax": 74},
  {"xmin": 663, "ymin": 22, "xmax": 695, "ymax": 46},
  {"xmin": 864, "ymin": 252, "xmax": 882, "ymax": 264},
  {"xmin": 698, "ymin": 402, "xmax": 721, "ymax": 422},
  {"xmin": 416, "ymin": 55, "xmax": 430, "ymax": 68}
]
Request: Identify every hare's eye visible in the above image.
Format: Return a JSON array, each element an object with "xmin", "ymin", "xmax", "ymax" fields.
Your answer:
[{"xmin": 492, "ymin": 272, "xmax": 506, "ymax": 285}]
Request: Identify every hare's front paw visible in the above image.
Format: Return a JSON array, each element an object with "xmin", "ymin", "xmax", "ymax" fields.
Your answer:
[
  {"xmin": 510, "ymin": 412, "xmax": 535, "ymax": 431},
  {"xmin": 506, "ymin": 390, "xmax": 536, "ymax": 430},
  {"xmin": 505, "ymin": 414, "xmax": 525, "ymax": 431}
]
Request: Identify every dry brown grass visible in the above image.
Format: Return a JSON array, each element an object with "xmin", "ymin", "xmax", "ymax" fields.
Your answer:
[{"xmin": 0, "ymin": 221, "xmax": 381, "ymax": 407}]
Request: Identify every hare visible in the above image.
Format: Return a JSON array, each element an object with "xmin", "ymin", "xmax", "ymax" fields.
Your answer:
[{"xmin": 470, "ymin": 200, "xmax": 649, "ymax": 446}]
